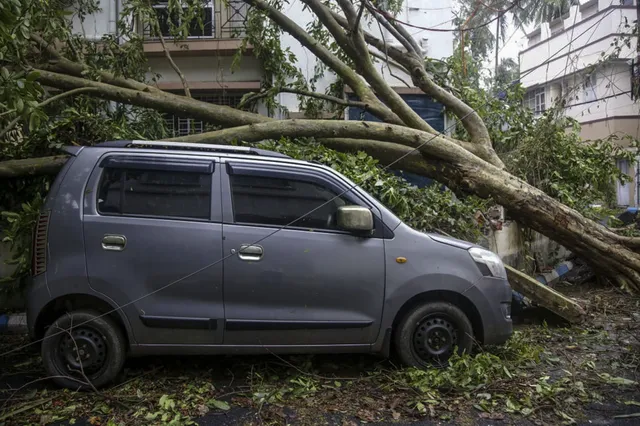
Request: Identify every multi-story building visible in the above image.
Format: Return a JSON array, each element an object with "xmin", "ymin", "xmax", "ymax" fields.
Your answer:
[
  {"xmin": 73, "ymin": 0, "xmax": 454, "ymax": 136},
  {"xmin": 519, "ymin": 0, "xmax": 639, "ymax": 206}
]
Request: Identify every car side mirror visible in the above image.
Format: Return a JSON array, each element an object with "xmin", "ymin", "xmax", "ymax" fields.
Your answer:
[{"xmin": 336, "ymin": 206, "xmax": 374, "ymax": 233}]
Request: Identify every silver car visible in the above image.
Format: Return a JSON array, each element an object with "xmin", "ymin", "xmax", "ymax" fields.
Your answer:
[{"xmin": 26, "ymin": 140, "xmax": 513, "ymax": 389}]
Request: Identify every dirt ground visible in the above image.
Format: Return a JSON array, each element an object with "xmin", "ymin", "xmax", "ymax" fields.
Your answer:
[{"xmin": 1, "ymin": 283, "xmax": 639, "ymax": 426}]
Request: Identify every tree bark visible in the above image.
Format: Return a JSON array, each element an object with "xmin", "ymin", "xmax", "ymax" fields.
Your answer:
[
  {"xmin": 506, "ymin": 266, "xmax": 585, "ymax": 323},
  {"xmin": 0, "ymin": 156, "xmax": 69, "ymax": 178}
]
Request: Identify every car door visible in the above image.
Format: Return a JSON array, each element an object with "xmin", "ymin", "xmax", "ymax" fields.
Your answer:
[
  {"xmin": 221, "ymin": 159, "xmax": 386, "ymax": 346},
  {"xmin": 82, "ymin": 153, "xmax": 224, "ymax": 345}
]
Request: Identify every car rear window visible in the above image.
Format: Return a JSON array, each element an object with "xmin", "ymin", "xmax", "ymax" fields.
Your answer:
[{"xmin": 97, "ymin": 167, "xmax": 211, "ymax": 220}]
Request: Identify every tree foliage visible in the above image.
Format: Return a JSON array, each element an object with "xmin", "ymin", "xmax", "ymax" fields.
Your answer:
[{"xmin": 431, "ymin": 49, "xmax": 634, "ymax": 216}]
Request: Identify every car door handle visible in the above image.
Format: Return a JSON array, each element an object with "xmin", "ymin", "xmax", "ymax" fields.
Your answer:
[
  {"xmin": 238, "ymin": 244, "xmax": 263, "ymax": 261},
  {"xmin": 102, "ymin": 235, "xmax": 127, "ymax": 251}
]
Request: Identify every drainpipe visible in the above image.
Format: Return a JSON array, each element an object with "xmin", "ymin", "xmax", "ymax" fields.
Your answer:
[
  {"xmin": 635, "ymin": 0, "xmax": 639, "ymax": 99},
  {"xmin": 495, "ymin": 18, "xmax": 500, "ymax": 84},
  {"xmin": 633, "ymin": 156, "xmax": 640, "ymax": 207},
  {"xmin": 115, "ymin": 0, "xmax": 120, "ymax": 43}
]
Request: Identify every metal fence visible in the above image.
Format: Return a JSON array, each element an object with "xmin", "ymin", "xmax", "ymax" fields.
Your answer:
[{"xmin": 141, "ymin": 0, "xmax": 248, "ymax": 40}]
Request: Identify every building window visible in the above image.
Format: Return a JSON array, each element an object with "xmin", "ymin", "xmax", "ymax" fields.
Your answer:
[
  {"xmin": 164, "ymin": 91, "xmax": 247, "ymax": 137},
  {"xmin": 583, "ymin": 74, "xmax": 597, "ymax": 103},
  {"xmin": 145, "ymin": 1, "xmax": 214, "ymax": 39},
  {"xmin": 550, "ymin": 23, "xmax": 563, "ymax": 36},
  {"xmin": 581, "ymin": 5, "xmax": 598, "ymax": 19},
  {"xmin": 528, "ymin": 34, "xmax": 541, "ymax": 46},
  {"xmin": 97, "ymin": 168, "xmax": 212, "ymax": 220},
  {"xmin": 525, "ymin": 87, "xmax": 546, "ymax": 114},
  {"xmin": 229, "ymin": 174, "xmax": 355, "ymax": 230}
]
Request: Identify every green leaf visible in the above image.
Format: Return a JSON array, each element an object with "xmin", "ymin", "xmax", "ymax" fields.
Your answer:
[
  {"xmin": 598, "ymin": 374, "xmax": 637, "ymax": 386},
  {"xmin": 26, "ymin": 70, "xmax": 40, "ymax": 81},
  {"xmin": 208, "ymin": 399, "xmax": 230, "ymax": 411},
  {"xmin": 503, "ymin": 365, "xmax": 512, "ymax": 378},
  {"xmin": 28, "ymin": 113, "xmax": 38, "ymax": 132}
]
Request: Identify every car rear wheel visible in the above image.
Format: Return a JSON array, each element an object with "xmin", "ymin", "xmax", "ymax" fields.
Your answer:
[
  {"xmin": 41, "ymin": 310, "xmax": 126, "ymax": 390},
  {"xmin": 395, "ymin": 302, "xmax": 473, "ymax": 368}
]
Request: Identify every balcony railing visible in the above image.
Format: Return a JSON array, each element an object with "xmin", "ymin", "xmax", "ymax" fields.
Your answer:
[{"xmin": 141, "ymin": 0, "xmax": 249, "ymax": 40}]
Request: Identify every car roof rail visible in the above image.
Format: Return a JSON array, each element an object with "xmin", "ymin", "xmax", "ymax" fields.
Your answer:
[{"xmin": 95, "ymin": 140, "xmax": 291, "ymax": 158}]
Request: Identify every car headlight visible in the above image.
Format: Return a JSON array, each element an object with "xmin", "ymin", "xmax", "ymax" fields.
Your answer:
[{"xmin": 468, "ymin": 247, "xmax": 507, "ymax": 279}]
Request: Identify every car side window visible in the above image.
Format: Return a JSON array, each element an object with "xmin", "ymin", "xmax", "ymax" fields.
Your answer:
[
  {"xmin": 229, "ymin": 174, "xmax": 356, "ymax": 230},
  {"xmin": 97, "ymin": 167, "xmax": 212, "ymax": 220}
]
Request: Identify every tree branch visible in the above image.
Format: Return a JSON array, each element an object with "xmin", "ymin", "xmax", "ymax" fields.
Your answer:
[
  {"xmin": 329, "ymin": 9, "xmax": 501, "ymax": 165},
  {"xmin": 238, "ymin": 87, "xmax": 368, "ymax": 110},
  {"xmin": 154, "ymin": 25, "xmax": 191, "ymax": 98},
  {"xmin": 32, "ymin": 68, "xmax": 498, "ymax": 163},
  {"xmin": 367, "ymin": 49, "xmax": 408, "ymax": 74},
  {"xmin": 0, "ymin": 155, "xmax": 70, "ymax": 178},
  {"xmin": 30, "ymin": 33, "xmax": 162, "ymax": 94},
  {"xmin": 364, "ymin": 1, "xmax": 420, "ymax": 57},
  {"xmin": 302, "ymin": 0, "xmax": 437, "ymax": 134},
  {"xmin": 243, "ymin": 0, "xmax": 402, "ymax": 125},
  {"xmin": 171, "ymin": 119, "xmax": 487, "ymax": 162},
  {"xmin": 34, "ymin": 68, "xmax": 267, "ymax": 126},
  {"xmin": 370, "ymin": 16, "xmax": 412, "ymax": 88},
  {"xmin": 0, "ymin": 87, "xmax": 99, "ymax": 140},
  {"xmin": 367, "ymin": 2, "xmax": 422, "ymax": 56}
]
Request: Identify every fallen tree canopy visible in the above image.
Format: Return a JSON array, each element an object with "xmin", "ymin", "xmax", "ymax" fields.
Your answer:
[{"xmin": 1, "ymin": 0, "xmax": 639, "ymax": 292}]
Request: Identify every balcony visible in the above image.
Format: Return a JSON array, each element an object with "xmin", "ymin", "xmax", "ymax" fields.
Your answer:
[{"xmin": 140, "ymin": 0, "xmax": 251, "ymax": 57}]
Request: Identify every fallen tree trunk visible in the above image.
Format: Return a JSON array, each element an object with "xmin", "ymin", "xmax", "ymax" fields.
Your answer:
[
  {"xmin": 0, "ymin": 156, "xmax": 69, "ymax": 178},
  {"xmin": 506, "ymin": 266, "xmax": 586, "ymax": 323}
]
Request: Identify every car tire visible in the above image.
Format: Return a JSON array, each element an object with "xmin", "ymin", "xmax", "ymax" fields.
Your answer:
[
  {"xmin": 394, "ymin": 302, "xmax": 474, "ymax": 368},
  {"xmin": 41, "ymin": 310, "xmax": 126, "ymax": 390}
]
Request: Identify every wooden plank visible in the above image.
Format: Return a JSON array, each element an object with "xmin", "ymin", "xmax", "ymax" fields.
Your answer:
[{"xmin": 506, "ymin": 265, "xmax": 586, "ymax": 323}]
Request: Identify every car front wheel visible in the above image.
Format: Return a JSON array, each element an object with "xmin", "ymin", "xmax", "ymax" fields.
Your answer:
[
  {"xmin": 41, "ymin": 310, "xmax": 126, "ymax": 390},
  {"xmin": 394, "ymin": 301, "xmax": 474, "ymax": 368}
]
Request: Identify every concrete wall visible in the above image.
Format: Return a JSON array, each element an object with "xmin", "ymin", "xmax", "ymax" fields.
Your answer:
[
  {"xmin": 486, "ymin": 221, "xmax": 571, "ymax": 273},
  {"xmin": 147, "ymin": 55, "xmax": 263, "ymax": 87}
]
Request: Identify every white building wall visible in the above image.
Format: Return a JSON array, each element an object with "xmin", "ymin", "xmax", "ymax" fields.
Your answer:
[
  {"xmin": 563, "ymin": 62, "xmax": 634, "ymax": 123},
  {"xmin": 520, "ymin": 4, "xmax": 636, "ymax": 89},
  {"xmin": 518, "ymin": 0, "xmax": 640, "ymax": 207}
]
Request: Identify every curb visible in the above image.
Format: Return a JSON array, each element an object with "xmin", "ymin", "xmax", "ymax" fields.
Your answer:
[
  {"xmin": 0, "ymin": 313, "xmax": 28, "ymax": 334},
  {"xmin": 512, "ymin": 261, "xmax": 574, "ymax": 306},
  {"xmin": 536, "ymin": 261, "xmax": 574, "ymax": 286}
]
